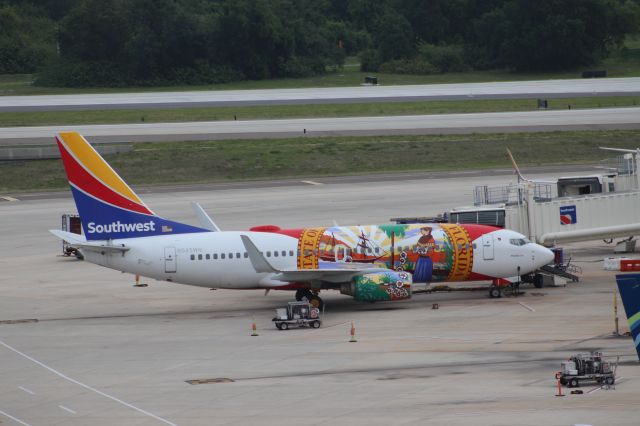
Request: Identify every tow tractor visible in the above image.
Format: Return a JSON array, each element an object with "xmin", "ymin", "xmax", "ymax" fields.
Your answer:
[
  {"xmin": 273, "ymin": 302, "xmax": 321, "ymax": 330},
  {"xmin": 558, "ymin": 351, "xmax": 617, "ymax": 388}
]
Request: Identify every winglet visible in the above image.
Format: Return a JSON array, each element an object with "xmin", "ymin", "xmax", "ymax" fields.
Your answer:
[
  {"xmin": 240, "ymin": 235, "xmax": 278, "ymax": 273},
  {"xmin": 191, "ymin": 202, "xmax": 221, "ymax": 232}
]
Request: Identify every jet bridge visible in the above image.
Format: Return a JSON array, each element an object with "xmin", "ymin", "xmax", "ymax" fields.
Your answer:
[{"xmin": 449, "ymin": 149, "xmax": 640, "ymax": 249}]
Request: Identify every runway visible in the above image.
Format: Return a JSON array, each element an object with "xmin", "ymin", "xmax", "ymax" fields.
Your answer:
[
  {"xmin": 1, "ymin": 77, "xmax": 639, "ymax": 112},
  {"xmin": 1, "ymin": 170, "xmax": 638, "ymax": 425},
  {"xmin": 2, "ymin": 107, "xmax": 639, "ymax": 145}
]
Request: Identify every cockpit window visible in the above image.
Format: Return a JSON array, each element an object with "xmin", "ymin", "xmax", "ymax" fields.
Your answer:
[{"xmin": 509, "ymin": 238, "xmax": 530, "ymax": 246}]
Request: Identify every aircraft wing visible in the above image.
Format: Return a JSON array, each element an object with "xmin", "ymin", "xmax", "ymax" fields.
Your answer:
[
  {"xmin": 240, "ymin": 235, "xmax": 384, "ymax": 284},
  {"xmin": 50, "ymin": 230, "xmax": 130, "ymax": 253}
]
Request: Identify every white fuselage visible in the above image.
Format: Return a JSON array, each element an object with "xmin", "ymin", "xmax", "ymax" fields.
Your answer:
[{"xmin": 82, "ymin": 228, "xmax": 553, "ymax": 289}]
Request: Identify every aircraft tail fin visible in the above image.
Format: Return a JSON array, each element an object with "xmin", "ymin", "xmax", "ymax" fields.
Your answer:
[
  {"xmin": 615, "ymin": 273, "xmax": 640, "ymax": 361},
  {"xmin": 55, "ymin": 132, "xmax": 207, "ymax": 240}
]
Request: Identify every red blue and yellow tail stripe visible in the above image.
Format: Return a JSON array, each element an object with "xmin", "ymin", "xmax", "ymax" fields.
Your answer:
[
  {"xmin": 56, "ymin": 132, "xmax": 207, "ymax": 240},
  {"xmin": 616, "ymin": 273, "xmax": 640, "ymax": 361}
]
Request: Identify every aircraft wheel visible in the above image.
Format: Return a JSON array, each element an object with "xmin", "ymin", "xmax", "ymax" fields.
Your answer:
[
  {"xmin": 310, "ymin": 295, "xmax": 324, "ymax": 310},
  {"xmin": 489, "ymin": 287, "xmax": 502, "ymax": 298},
  {"xmin": 280, "ymin": 322, "xmax": 289, "ymax": 330}
]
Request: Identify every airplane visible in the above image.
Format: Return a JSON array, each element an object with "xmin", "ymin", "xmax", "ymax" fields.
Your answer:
[
  {"xmin": 50, "ymin": 132, "xmax": 555, "ymax": 308},
  {"xmin": 616, "ymin": 273, "xmax": 640, "ymax": 361}
]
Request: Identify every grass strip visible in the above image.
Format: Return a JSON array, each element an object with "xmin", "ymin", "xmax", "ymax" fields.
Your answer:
[
  {"xmin": 2, "ymin": 130, "xmax": 640, "ymax": 193},
  {"xmin": 1, "ymin": 96, "xmax": 639, "ymax": 127}
]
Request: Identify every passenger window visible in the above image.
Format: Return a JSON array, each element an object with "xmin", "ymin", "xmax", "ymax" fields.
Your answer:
[
  {"xmin": 244, "ymin": 252, "xmax": 248, "ymax": 258},
  {"xmin": 267, "ymin": 251, "xmax": 271, "ymax": 257},
  {"xmin": 198, "ymin": 254, "xmax": 202, "ymax": 260},
  {"xmin": 282, "ymin": 250, "xmax": 286, "ymax": 257},
  {"xmin": 213, "ymin": 253, "xmax": 218, "ymax": 260},
  {"xmin": 274, "ymin": 251, "xmax": 279, "ymax": 257},
  {"xmin": 236, "ymin": 253, "xmax": 240, "ymax": 258},
  {"xmin": 228, "ymin": 252, "xmax": 233, "ymax": 259},
  {"xmin": 221, "ymin": 253, "xmax": 225, "ymax": 259},
  {"xmin": 190, "ymin": 254, "xmax": 195, "ymax": 260},
  {"xmin": 290, "ymin": 250, "xmax": 294, "ymax": 256},
  {"xmin": 206, "ymin": 254, "xmax": 210, "ymax": 260}
]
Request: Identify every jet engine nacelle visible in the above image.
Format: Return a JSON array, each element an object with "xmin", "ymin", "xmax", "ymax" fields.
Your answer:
[{"xmin": 341, "ymin": 271, "xmax": 412, "ymax": 302}]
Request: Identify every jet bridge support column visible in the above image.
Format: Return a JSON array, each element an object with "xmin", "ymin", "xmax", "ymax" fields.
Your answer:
[{"xmin": 525, "ymin": 183, "xmax": 538, "ymax": 243}]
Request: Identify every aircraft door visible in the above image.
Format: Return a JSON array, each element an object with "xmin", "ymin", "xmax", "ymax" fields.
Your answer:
[
  {"xmin": 164, "ymin": 247, "xmax": 177, "ymax": 273},
  {"xmin": 482, "ymin": 234, "xmax": 495, "ymax": 260}
]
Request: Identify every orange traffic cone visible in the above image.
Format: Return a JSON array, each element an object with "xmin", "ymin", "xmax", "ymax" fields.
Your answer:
[
  {"xmin": 251, "ymin": 319, "xmax": 259, "ymax": 337},
  {"xmin": 555, "ymin": 372, "xmax": 564, "ymax": 397},
  {"xmin": 349, "ymin": 322, "xmax": 357, "ymax": 342}
]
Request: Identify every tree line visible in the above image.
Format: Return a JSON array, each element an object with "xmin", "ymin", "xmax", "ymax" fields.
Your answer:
[{"xmin": 1, "ymin": 0, "xmax": 639, "ymax": 87}]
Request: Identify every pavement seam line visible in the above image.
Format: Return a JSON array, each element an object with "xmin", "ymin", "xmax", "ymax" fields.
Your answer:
[{"xmin": 0, "ymin": 339, "xmax": 177, "ymax": 426}]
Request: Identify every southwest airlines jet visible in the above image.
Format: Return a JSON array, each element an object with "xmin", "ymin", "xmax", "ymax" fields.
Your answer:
[{"xmin": 51, "ymin": 132, "xmax": 554, "ymax": 308}]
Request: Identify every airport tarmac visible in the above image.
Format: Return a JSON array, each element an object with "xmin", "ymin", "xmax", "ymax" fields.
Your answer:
[
  {"xmin": 2, "ymin": 77, "xmax": 640, "ymax": 111},
  {"xmin": 2, "ymin": 107, "xmax": 640, "ymax": 145},
  {"xmin": 1, "ymin": 170, "xmax": 638, "ymax": 425}
]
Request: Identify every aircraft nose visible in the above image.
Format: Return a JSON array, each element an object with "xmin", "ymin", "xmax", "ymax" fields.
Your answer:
[{"xmin": 535, "ymin": 245, "xmax": 555, "ymax": 268}]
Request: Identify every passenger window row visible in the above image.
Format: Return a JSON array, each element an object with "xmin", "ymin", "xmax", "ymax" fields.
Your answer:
[{"xmin": 190, "ymin": 250, "xmax": 295, "ymax": 261}]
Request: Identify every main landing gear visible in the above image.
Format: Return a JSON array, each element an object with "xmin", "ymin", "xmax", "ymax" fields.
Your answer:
[{"xmin": 295, "ymin": 289, "xmax": 324, "ymax": 310}]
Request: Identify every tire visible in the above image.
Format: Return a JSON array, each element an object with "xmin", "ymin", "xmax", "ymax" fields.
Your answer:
[
  {"xmin": 280, "ymin": 322, "xmax": 289, "ymax": 330},
  {"xmin": 489, "ymin": 287, "xmax": 502, "ymax": 298},
  {"xmin": 275, "ymin": 323, "xmax": 282, "ymax": 330},
  {"xmin": 569, "ymin": 378, "xmax": 579, "ymax": 388},
  {"xmin": 605, "ymin": 376, "xmax": 615, "ymax": 385},
  {"xmin": 310, "ymin": 295, "xmax": 324, "ymax": 310},
  {"xmin": 311, "ymin": 320, "xmax": 321, "ymax": 329}
]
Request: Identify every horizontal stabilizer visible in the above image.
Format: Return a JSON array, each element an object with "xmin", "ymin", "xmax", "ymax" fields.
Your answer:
[
  {"xmin": 50, "ymin": 229, "xmax": 129, "ymax": 253},
  {"xmin": 192, "ymin": 202, "xmax": 221, "ymax": 232}
]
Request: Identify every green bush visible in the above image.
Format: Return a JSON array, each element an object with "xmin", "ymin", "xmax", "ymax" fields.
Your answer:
[
  {"xmin": 417, "ymin": 43, "xmax": 469, "ymax": 73},
  {"xmin": 378, "ymin": 59, "xmax": 437, "ymax": 75}
]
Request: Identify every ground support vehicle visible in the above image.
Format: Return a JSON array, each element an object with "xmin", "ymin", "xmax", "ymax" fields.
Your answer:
[
  {"xmin": 273, "ymin": 302, "xmax": 321, "ymax": 330},
  {"xmin": 558, "ymin": 352, "xmax": 617, "ymax": 388}
]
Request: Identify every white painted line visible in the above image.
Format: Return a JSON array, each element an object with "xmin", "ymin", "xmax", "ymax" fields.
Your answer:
[
  {"xmin": 0, "ymin": 196, "xmax": 19, "ymax": 202},
  {"xmin": 0, "ymin": 409, "xmax": 32, "ymax": 426},
  {"xmin": 587, "ymin": 386, "xmax": 601, "ymax": 395},
  {"xmin": 58, "ymin": 405, "xmax": 77, "ymax": 415},
  {"xmin": 18, "ymin": 386, "xmax": 35, "ymax": 395},
  {"xmin": 0, "ymin": 339, "xmax": 177, "ymax": 426},
  {"xmin": 301, "ymin": 180, "xmax": 323, "ymax": 186},
  {"xmin": 518, "ymin": 302, "xmax": 536, "ymax": 312}
]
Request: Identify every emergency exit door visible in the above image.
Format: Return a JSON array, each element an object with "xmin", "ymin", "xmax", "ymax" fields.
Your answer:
[
  {"xmin": 164, "ymin": 247, "xmax": 177, "ymax": 273},
  {"xmin": 481, "ymin": 234, "xmax": 494, "ymax": 260}
]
